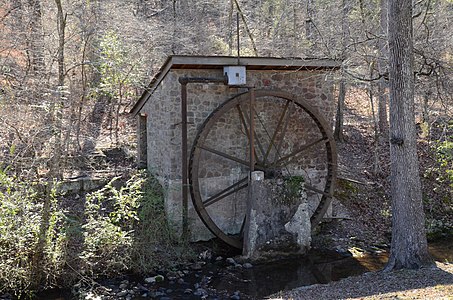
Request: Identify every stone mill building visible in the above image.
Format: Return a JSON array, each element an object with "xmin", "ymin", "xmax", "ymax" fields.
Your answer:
[{"xmin": 131, "ymin": 55, "xmax": 340, "ymax": 254}]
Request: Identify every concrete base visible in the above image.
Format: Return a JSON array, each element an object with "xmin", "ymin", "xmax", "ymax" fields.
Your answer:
[
  {"xmin": 59, "ymin": 177, "xmax": 106, "ymax": 194},
  {"xmin": 243, "ymin": 171, "xmax": 311, "ymax": 260}
]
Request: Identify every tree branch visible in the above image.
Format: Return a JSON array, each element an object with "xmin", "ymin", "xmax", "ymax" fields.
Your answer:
[
  {"xmin": 0, "ymin": 4, "xmax": 21, "ymax": 23},
  {"xmin": 233, "ymin": 0, "xmax": 259, "ymax": 56}
]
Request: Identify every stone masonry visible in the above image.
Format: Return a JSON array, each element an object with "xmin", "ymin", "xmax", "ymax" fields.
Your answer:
[{"xmin": 134, "ymin": 56, "xmax": 338, "ymax": 242}]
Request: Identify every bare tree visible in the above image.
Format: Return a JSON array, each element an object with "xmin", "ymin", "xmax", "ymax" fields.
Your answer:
[
  {"xmin": 25, "ymin": 0, "xmax": 45, "ymax": 74},
  {"xmin": 377, "ymin": 0, "xmax": 389, "ymax": 134},
  {"xmin": 50, "ymin": 0, "xmax": 67, "ymax": 179},
  {"xmin": 385, "ymin": 0, "xmax": 433, "ymax": 271},
  {"xmin": 333, "ymin": 0, "xmax": 351, "ymax": 142}
]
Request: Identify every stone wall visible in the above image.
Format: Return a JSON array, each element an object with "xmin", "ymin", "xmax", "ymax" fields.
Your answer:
[{"xmin": 140, "ymin": 68, "xmax": 336, "ymax": 241}]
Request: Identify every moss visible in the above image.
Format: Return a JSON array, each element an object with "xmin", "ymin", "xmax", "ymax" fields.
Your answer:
[
  {"xmin": 275, "ymin": 175, "xmax": 305, "ymax": 205},
  {"xmin": 285, "ymin": 176, "xmax": 305, "ymax": 196}
]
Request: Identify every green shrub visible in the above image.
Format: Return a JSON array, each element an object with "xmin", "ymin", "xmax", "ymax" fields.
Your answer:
[
  {"xmin": 0, "ymin": 170, "xmax": 191, "ymax": 297},
  {"xmin": 79, "ymin": 170, "xmax": 191, "ymax": 276},
  {"xmin": 130, "ymin": 173, "xmax": 190, "ymax": 273},
  {"xmin": 426, "ymin": 218, "xmax": 453, "ymax": 241},
  {"xmin": 79, "ymin": 173, "xmax": 143, "ymax": 276},
  {"xmin": 0, "ymin": 170, "xmax": 65, "ymax": 298},
  {"xmin": 423, "ymin": 126, "xmax": 453, "ymax": 240},
  {"xmin": 435, "ymin": 140, "xmax": 453, "ymax": 188}
]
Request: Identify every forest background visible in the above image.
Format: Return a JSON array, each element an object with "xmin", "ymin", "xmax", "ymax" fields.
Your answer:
[{"xmin": 0, "ymin": 0, "xmax": 452, "ymax": 297}]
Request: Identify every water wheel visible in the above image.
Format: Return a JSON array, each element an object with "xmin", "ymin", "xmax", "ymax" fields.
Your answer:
[{"xmin": 189, "ymin": 90, "xmax": 337, "ymax": 249}]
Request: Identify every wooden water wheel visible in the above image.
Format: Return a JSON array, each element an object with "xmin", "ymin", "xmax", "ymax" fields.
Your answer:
[{"xmin": 189, "ymin": 90, "xmax": 337, "ymax": 249}]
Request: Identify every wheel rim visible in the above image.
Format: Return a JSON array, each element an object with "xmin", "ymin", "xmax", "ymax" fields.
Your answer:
[{"xmin": 189, "ymin": 90, "xmax": 337, "ymax": 249}]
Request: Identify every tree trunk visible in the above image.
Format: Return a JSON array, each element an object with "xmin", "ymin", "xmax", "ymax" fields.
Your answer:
[
  {"xmin": 333, "ymin": 0, "xmax": 350, "ymax": 142},
  {"xmin": 233, "ymin": 0, "xmax": 259, "ymax": 56},
  {"xmin": 75, "ymin": 35, "xmax": 91, "ymax": 151},
  {"xmin": 228, "ymin": 0, "xmax": 234, "ymax": 55},
  {"xmin": 74, "ymin": 1, "xmax": 101, "ymax": 152},
  {"xmin": 26, "ymin": 0, "xmax": 45, "ymax": 74},
  {"xmin": 368, "ymin": 66, "xmax": 381, "ymax": 175},
  {"xmin": 51, "ymin": 0, "xmax": 66, "ymax": 179},
  {"xmin": 171, "ymin": 0, "xmax": 177, "ymax": 54},
  {"xmin": 378, "ymin": 0, "xmax": 389, "ymax": 135},
  {"xmin": 378, "ymin": 80, "xmax": 388, "ymax": 134},
  {"xmin": 385, "ymin": 0, "xmax": 433, "ymax": 271},
  {"xmin": 305, "ymin": 0, "xmax": 316, "ymax": 56}
]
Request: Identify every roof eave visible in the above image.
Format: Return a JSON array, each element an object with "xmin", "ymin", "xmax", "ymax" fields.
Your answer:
[
  {"xmin": 130, "ymin": 56, "xmax": 175, "ymax": 116},
  {"xmin": 130, "ymin": 55, "xmax": 342, "ymax": 116}
]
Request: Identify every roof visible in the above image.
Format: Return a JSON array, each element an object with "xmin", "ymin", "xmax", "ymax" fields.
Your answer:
[{"xmin": 131, "ymin": 55, "xmax": 341, "ymax": 115}]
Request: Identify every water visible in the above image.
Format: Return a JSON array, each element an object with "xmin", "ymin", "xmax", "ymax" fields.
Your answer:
[
  {"xmin": 33, "ymin": 240, "xmax": 452, "ymax": 300},
  {"xmin": 209, "ymin": 249, "xmax": 387, "ymax": 299},
  {"xmin": 145, "ymin": 240, "xmax": 451, "ymax": 299}
]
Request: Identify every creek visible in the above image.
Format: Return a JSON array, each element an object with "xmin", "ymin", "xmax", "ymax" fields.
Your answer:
[{"xmin": 33, "ymin": 240, "xmax": 452, "ymax": 300}]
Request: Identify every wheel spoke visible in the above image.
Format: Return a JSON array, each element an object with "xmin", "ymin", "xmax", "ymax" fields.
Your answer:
[
  {"xmin": 273, "ymin": 100, "xmax": 293, "ymax": 163},
  {"xmin": 255, "ymin": 101, "xmax": 290, "ymax": 165},
  {"xmin": 237, "ymin": 104, "xmax": 266, "ymax": 160},
  {"xmin": 203, "ymin": 177, "xmax": 249, "ymax": 207},
  {"xmin": 198, "ymin": 145, "xmax": 250, "ymax": 167},
  {"xmin": 272, "ymin": 137, "xmax": 329, "ymax": 167},
  {"xmin": 253, "ymin": 106, "xmax": 273, "ymax": 153},
  {"xmin": 262, "ymin": 100, "xmax": 290, "ymax": 164},
  {"xmin": 236, "ymin": 105, "xmax": 260, "ymax": 161}
]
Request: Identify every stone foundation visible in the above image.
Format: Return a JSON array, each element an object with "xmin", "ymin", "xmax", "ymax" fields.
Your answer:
[{"xmin": 243, "ymin": 171, "xmax": 311, "ymax": 260}]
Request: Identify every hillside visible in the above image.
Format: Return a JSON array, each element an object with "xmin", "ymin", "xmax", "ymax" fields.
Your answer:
[{"xmin": 0, "ymin": 0, "xmax": 452, "ymax": 298}]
